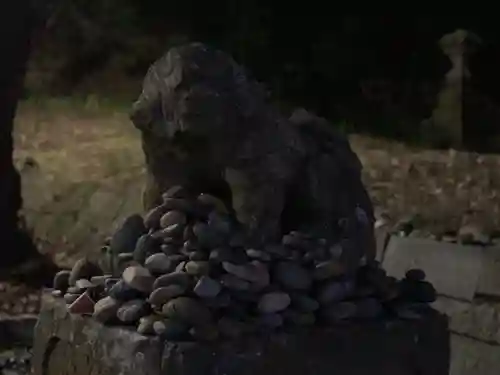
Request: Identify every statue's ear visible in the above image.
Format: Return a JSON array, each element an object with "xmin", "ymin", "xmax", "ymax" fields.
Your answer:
[
  {"xmin": 130, "ymin": 95, "xmax": 179, "ymax": 139},
  {"xmin": 129, "ymin": 99, "xmax": 153, "ymax": 130}
]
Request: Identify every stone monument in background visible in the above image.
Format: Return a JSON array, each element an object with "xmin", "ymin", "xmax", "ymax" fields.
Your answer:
[{"xmin": 425, "ymin": 29, "xmax": 482, "ymax": 149}]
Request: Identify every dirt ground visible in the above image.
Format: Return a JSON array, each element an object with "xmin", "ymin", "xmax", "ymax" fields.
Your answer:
[{"xmin": 12, "ymin": 98, "xmax": 500, "ymax": 269}]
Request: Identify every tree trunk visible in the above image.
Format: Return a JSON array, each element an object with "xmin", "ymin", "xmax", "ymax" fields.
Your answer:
[{"xmin": 0, "ymin": 0, "xmax": 57, "ymax": 282}]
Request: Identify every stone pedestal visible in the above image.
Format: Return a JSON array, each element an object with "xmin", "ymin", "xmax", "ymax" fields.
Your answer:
[{"xmin": 32, "ymin": 292, "xmax": 450, "ymax": 375}]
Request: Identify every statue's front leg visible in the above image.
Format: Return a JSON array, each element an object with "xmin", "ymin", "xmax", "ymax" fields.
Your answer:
[
  {"xmin": 141, "ymin": 134, "xmax": 231, "ymax": 211},
  {"xmin": 225, "ymin": 167, "xmax": 286, "ymax": 246},
  {"xmin": 141, "ymin": 131, "xmax": 212, "ymax": 211}
]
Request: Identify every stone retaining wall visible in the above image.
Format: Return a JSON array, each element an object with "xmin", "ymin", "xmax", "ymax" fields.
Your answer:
[
  {"xmin": 32, "ymin": 293, "xmax": 449, "ymax": 375},
  {"xmin": 380, "ymin": 235, "xmax": 500, "ymax": 375}
]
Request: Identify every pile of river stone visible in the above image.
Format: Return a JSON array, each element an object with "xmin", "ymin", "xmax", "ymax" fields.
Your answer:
[
  {"xmin": 0, "ymin": 347, "xmax": 32, "ymax": 375},
  {"xmin": 51, "ymin": 187, "xmax": 437, "ymax": 341}
]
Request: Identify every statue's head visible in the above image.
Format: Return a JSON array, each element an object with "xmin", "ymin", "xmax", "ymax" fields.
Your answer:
[{"xmin": 130, "ymin": 43, "xmax": 265, "ymax": 144}]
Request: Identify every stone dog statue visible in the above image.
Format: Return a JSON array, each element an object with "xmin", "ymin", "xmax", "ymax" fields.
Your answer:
[{"xmin": 130, "ymin": 42, "xmax": 375, "ymax": 272}]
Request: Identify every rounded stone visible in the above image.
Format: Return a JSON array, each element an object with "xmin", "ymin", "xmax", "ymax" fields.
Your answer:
[
  {"xmin": 189, "ymin": 251, "xmax": 208, "ymax": 261},
  {"xmin": 75, "ymin": 279, "xmax": 94, "ymax": 289},
  {"xmin": 93, "ymin": 296, "xmax": 121, "ymax": 323},
  {"xmin": 153, "ymin": 272, "xmax": 192, "ymax": 290},
  {"xmin": 282, "ymin": 233, "xmax": 311, "ymax": 250},
  {"xmin": 228, "ymin": 232, "xmax": 247, "ymax": 248},
  {"xmin": 329, "ymin": 244, "xmax": 343, "ymax": 259},
  {"xmin": 104, "ymin": 278, "xmax": 120, "ymax": 293},
  {"xmin": 162, "ymin": 297, "xmax": 212, "ymax": 326},
  {"xmin": 362, "ymin": 265, "xmax": 387, "ymax": 286},
  {"xmin": 257, "ymin": 313, "xmax": 284, "ymax": 328},
  {"xmin": 110, "ymin": 214, "xmax": 147, "ymax": 254},
  {"xmin": 207, "ymin": 212, "xmax": 232, "ymax": 235},
  {"xmin": 395, "ymin": 307, "xmax": 423, "ymax": 320},
  {"xmin": 190, "ymin": 324, "xmax": 219, "ymax": 341},
  {"xmin": 321, "ymin": 301, "xmax": 358, "ymax": 323},
  {"xmin": 401, "ymin": 280, "xmax": 437, "ymax": 303},
  {"xmin": 90, "ymin": 275, "xmax": 113, "ymax": 286},
  {"xmin": 162, "ymin": 185, "xmax": 190, "ymax": 201},
  {"xmin": 264, "ymin": 245, "xmax": 290, "ymax": 259},
  {"xmin": 108, "ymin": 280, "xmax": 144, "ymax": 301},
  {"xmin": 197, "ymin": 193, "xmax": 228, "ymax": 214},
  {"xmin": 68, "ymin": 259, "xmax": 102, "ymax": 287},
  {"xmin": 210, "ymin": 247, "xmax": 247, "ymax": 264},
  {"xmin": 163, "ymin": 254, "xmax": 189, "ymax": 273},
  {"xmin": 167, "ymin": 254, "xmax": 188, "ymax": 267},
  {"xmin": 183, "ymin": 225, "xmax": 196, "ymax": 241},
  {"xmin": 458, "ymin": 224, "xmax": 490, "ymax": 245},
  {"xmin": 317, "ymin": 280, "xmax": 355, "ymax": 305},
  {"xmin": 354, "ymin": 298, "xmax": 383, "ymax": 319},
  {"xmin": 63, "ymin": 293, "xmax": 80, "ymax": 304},
  {"xmin": 160, "ymin": 210, "xmax": 187, "ymax": 229},
  {"xmin": 117, "ymin": 253, "xmax": 134, "ymax": 262},
  {"xmin": 134, "ymin": 234, "xmax": 161, "ymax": 264},
  {"xmin": 220, "ymin": 274, "xmax": 251, "ymax": 291},
  {"xmin": 193, "ymin": 276, "xmax": 221, "ymax": 298},
  {"xmin": 378, "ymin": 277, "xmax": 401, "ymax": 301},
  {"xmin": 115, "ymin": 254, "xmax": 138, "ymax": 274},
  {"xmin": 182, "ymin": 239, "xmax": 199, "ymax": 253},
  {"xmin": 193, "ymin": 222, "xmax": 224, "ymax": 248},
  {"xmin": 153, "ymin": 319, "xmax": 190, "ymax": 340},
  {"xmin": 290, "ymin": 294, "xmax": 320, "ymax": 312},
  {"xmin": 283, "ymin": 310, "xmax": 316, "ymax": 326},
  {"xmin": 53, "ymin": 270, "xmax": 71, "ymax": 291},
  {"xmin": 258, "ymin": 292, "xmax": 291, "ymax": 313},
  {"xmin": 301, "ymin": 251, "xmax": 316, "ymax": 265},
  {"xmin": 405, "ymin": 268, "xmax": 426, "ymax": 282},
  {"xmin": 163, "ymin": 198, "xmax": 204, "ymax": 216},
  {"xmin": 152, "ymin": 320, "xmax": 167, "ymax": 335},
  {"xmin": 353, "ymin": 285, "xmax": 377, "ymax": 299},
  {"xmin": 274, "ymin": 261, "xmax": 312, "ymax": 291},
  {"xmin": 175, "ymin": 261, "xmax": 187, "ymax": 272},
  {"xmin": 137, "ymin": 315, "xmax": 162, "ymax": 335},
  {"xmin": 122, "ymin": 266, "xmax": 155, "ymax": 293},
  {"xmin": 222, "ymin": 262, "xmax": 270, "ymax": 285},
  {"xmin": 161, "ymin": 244, "xmax": 180, "ymax": 255},
  {"xmin": 313, "ymin": 260, "xmax": 346, "ymax": 280},
  {"xmin": 51, "ymin": 290, "xmax": 63, "ymax": 297},
  {"xmin": 145, "ymin": 253, "xmax": 175, "ymax": 275},
  {"xmin": 117, "ymin": 299, "xmax": 149, "ymax": 323},
  {"xmin": 153, "ymin": 224, "xmax": 185, "ymax": 240},
  {"xmin": 144, "ymin": 205, "xmax": 169, "ymax": 230},
  {"xmin": 246, "ymin": 249, "xmax": 271, "ymax": 262},
  {"xmin": 149, "ymin": 285, "xmax": 187, "ymax": 306},
  {"xmin": 67, "ymin": 286, "xmax": 84, "ymax": 295},
  {"xmin": 203, "ymin": 292, "xmax": 232, "ymax": 309},
  {"xmin": 185, "ymin": 261, "xmax": 211, "ymax": 276}
]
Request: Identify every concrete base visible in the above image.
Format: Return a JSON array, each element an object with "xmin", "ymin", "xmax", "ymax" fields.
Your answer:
[{"xmin": 33, "ymin": 292, "xmax": 450, "ymax": 375}]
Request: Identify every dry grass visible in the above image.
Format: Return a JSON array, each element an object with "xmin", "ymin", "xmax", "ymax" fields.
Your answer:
[
  {"xmin": 353, "ymin": 135, "xmax": 500, "ymax": 235},
  {"xmin": 12, "ymin": 97, "xmax": 500, "ymax": 266},
  {"xmin": 14, "ymin": 97, "xmax": 145, "ymax": 267}
]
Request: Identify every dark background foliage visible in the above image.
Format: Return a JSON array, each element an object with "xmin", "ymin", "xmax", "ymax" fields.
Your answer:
[{"xmin": 27, "ymin": 3, "xmax": 500, "ymax": 139}]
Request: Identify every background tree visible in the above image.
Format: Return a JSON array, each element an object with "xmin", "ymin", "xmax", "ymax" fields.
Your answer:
[{"xmin": 0, "ymin": 0, "xmax": 57, "ymax": 283}]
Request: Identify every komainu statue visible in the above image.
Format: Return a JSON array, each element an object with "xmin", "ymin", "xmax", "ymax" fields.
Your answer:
[{"xmin": 130, "ymin": 43, "xmax": 375, "ymax": 273}]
